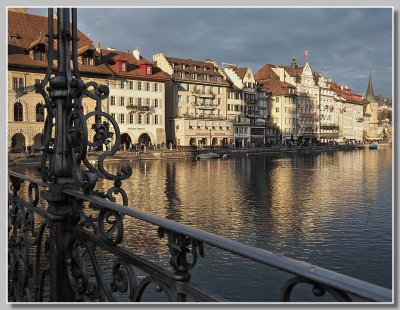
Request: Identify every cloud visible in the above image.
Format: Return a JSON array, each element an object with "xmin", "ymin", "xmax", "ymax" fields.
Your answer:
[{"xmin": 27, "ymin": 7, "xmax": 393, "ymax": 98}]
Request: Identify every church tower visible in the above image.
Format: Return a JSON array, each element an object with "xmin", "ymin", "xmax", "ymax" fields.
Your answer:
[{"xmin": 365, "ymin": 71, "xmax": 378, "ymax": 139}]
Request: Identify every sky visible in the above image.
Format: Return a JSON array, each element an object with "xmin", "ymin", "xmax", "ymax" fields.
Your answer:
[{"xmin": 28, "ymin": 7, "xmax": 393, "ymax": 99}]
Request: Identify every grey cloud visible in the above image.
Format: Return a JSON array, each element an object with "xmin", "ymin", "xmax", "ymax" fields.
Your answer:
[{"xmin": 27, "ymin": 7, "xmax": 392, "ymax": 98}]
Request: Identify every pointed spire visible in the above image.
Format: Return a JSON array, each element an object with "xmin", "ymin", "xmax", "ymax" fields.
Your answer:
[{"xmin": 366, "ymin": 70, "xmax": 375, "ymax": 102}]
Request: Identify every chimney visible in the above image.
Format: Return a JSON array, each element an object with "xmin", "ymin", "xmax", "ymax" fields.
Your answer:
[
  {"xmin": 291, "ymin": 57, "xmax": 297, "ymax": 68},
  {"xmin": 95, "ymin": 42, "xmax": 101, "ymax": 53},
  {"xmin": 133, "ymin": 48, "xmax": 140, "ymax": 60}
]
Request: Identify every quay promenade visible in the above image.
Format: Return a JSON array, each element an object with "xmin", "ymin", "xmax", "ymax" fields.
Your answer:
[{"xmin": 8, "ymin": 144, "xmax": 369, "ymax": 166}]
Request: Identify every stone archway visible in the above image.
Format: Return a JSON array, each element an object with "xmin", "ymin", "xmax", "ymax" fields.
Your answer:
[
  {"xmin": 212, "ymin": 137, "xmax": 218, "ymax": 146},
  {"xmin": 120, "ymin": 133, "xmax": 132, "ymax": 151},
  {"xmin": 138, "ymin": 133, "xmax": 151, "ymax": 145},
  {"xmin": 189, "ymin": 138, "xmax": 196, "ymax": 146},
  {"xmin": 11, "ymin": 133, "xmax": 26, "ymax": 153},
  {"xmin": 33, "ymin": 133, "xmax": 44, "ymax": 151}
]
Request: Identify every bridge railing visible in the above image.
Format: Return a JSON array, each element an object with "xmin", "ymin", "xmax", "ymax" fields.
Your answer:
[{"xmin": 8, "ymin": 170, "xmax": 392, "ymax": 303}]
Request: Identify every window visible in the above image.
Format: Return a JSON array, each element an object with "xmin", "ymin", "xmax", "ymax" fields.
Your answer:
[
  {"xmin": 218, "ymin": 87, "xmax": 221, "ymax": 95},
  {"xmin": 111, "ymin": 96, "xmax": 116, "ymax": 106},
  {"xmin": 36, "ymin": 103, "xmax": 45, "ymax": 122},
  {"xmin": 276, "ymin": 107, "xmax": 279, "ymax": 113},
  {"xmin": 193, "ymin": 66, "xmax": 197, "ymax": 70},
  {"xmin": 13, "ymin": 77, "xmax": 24, "ymax": 92},
  {"xmin": 120, "ymin": 80, "xmax": 125, "ymax": 89},
  {"xmin": 138, "ymin": 98, "xmax": 142, "ymax": 106},
  {"xmin": 178, "ymin": 95, "xmax": 182, "ymax": 103},
  {"xmin": 120, "ymin": 114, "xmax": 125, "ymax": 124},
  {"xmin": 129, "ymin": 114, "xmax": 134, "ymax": 124},
  {"xmin": 191, "ymin": 73, "xmax": 197, "ymax": 80},
  {"xmin": 138, "ymin": 114, "xmax": 142, "ymax": 124},
  {"xmin": 146, "ymin": 98, "xmax": 150, "ymax": 106},
  {"xmin": 146, "ymin": 114, "xmax": 150, "ymax": 124},
  {"xmin": 178, "ymin": 72, "xmax": 184, "ymax": 78},
  {"xmin": 204, "ymin": 75, "xmax": 209, "ymax": 81},
  {"xmin": 129, "ymin": 97, "xmax": 134, "ymax": 105},
  {"xmin": 138, "ymin": 82, "xmax": 142, "ymax": 90},
  {"xmin": 218, "ymin": 98, "xmax": 222, "ymax": 105},
  {"xmin": 146, "ymin": 66, "xmax": 151, "ymax": 74},
  {"xmin": 121, "ymin": 62, "xmax": 126, "ymax": 71},
  {"xmin": 154, "ymin": 83, "xmax": 159, "ymax": 92},
  {"xmin": 120, "ymin": 97, "xmax": 125, "ymax": 106},
  {"xmin": 82, "ymin": 57, "xmax": 91, "ymax": 65},
  {"xmin": 33, "ymin": 51, "xmax": 45, "ymax": 60},
  {"xmin": 14, "ymin": 102, "xmax": 23, "ymax": 122},
  {"xmin": 146, "ymin": 82, "xmax": 150, "ymax": 91},
  {"xmin": 276, "ymin": 97, "xmax": 279, "ymax": 102},
  {"xmin": 111, "ymin": 113, "xmax": 116, "ymax": 120},
  {"xmin": 154, "ymin": 99, "xmax": 159, "ymax": 108},
  {"xmin": 129, "ymin": 81, "xmax": 134, "ymax": 90},
  {"xmin": 35, "ymin": 79, "xmax": 43, "ymax": 86}
]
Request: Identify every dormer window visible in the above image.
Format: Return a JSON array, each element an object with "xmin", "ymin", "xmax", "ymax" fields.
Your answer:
[
  {"xmin": 191, "ymin": 73, "xmax": 197, "ymax": 80},
  {"xmin": 178, "ymin": 72, "xmax": 184, "ymax": 78},
  {"xmin": 146, "ymin": 66, "xmax": 151, "ymax": 75},
  {"xmin": 182, "ymin": 64, "xmax": 186, "ymax": 69},
  {"xmin": 193, "ymin": 66, "xmax": 197, "ymax": 70},
  {"xmin": 121, "ymin": 62, "xmax": 126, "ymax": 71}
]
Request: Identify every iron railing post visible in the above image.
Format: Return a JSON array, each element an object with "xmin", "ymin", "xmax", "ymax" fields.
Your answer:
[{"xmin": 40, "ymin": 8, "xmax": 76, "ymax": 301}]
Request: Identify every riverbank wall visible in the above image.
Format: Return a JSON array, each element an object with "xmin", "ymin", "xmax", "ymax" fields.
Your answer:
[{"xmin": 8, "ymin": 144, "xmax": 368, "ymax": 166}]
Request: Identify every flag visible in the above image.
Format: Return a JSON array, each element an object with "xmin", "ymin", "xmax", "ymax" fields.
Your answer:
[{"xmin": 304, "ymin": 48, "xmax": 309, "ymax": 59}]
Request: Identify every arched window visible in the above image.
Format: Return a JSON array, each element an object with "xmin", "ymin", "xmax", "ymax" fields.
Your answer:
[
  {"xmin": 14, "ymin": 102, "xmax": 23, "ymax": 122},
  {"xmin": 36, "ymin": 103, "xmax": 45, "ymax": 122}
]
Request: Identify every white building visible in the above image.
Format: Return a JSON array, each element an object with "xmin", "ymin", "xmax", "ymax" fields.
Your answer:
[{"xmin": 104, "ymin": 47, "xmax": 170, "ymax": 149}]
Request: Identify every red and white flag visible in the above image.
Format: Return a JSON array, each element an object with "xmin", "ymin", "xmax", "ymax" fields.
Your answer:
[{"xmin": 304, "ymin": 48, "xmax": 309, "ymax": 59}]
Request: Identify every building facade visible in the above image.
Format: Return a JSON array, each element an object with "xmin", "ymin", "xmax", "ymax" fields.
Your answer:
[
  {"xmin": 224, "ymin": 65, "xmax": 266, "ymax": 147},
  {"xmin": 255, "ymin": 64, "xmax": 297, "ymax": 143},
  {"xmin": 104, "ymin": 47, "xmax": 170, "ymax": 148},
  {"xmin": 8, "ymin": 9, "xmax": 112, "ymax": 152},
  {"xmin": 153, "ymin": 53, "xmax": 234, "ymax": 147}
]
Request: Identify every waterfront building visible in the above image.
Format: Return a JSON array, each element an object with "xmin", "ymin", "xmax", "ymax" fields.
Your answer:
[
  {"xmin": 224, "ymin": 65, "xmax": 266, "ymax": 147},
  {"xmin": 255, "ymin": 64, "xmax": 297, "ymax": 143},
  {"xmin": 8, "ymin": 8, "xmax": 112, "ymax": 152},
  {"xmin": 264, "ymin": 58, "xmax": 320, "ymax": 143},
  {"xmin": 104, "ymin": 47, "xmax": 170, "ymax": 148},
  {"xmin": 329, "ymin": 82, "xmax": 364, "ymax": 143},
  {"xmin": 315, "ymin": 74, "xmax": 338, "ymax": 143},
  {"xmin": 153, "ymin": 53, "xmax": 234, "ymax": 146}
]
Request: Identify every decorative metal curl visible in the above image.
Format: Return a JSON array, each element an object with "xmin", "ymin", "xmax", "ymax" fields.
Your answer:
[
  {"xmin": 158, "ymin": 228, "xmax": 204, "ymax": 281},
  {"xmin": 279, "ymin": 276, "xmax": 352, "ymax": 302},
  {"xmin": 34, "ymin": 7, "xmax": 131, "ymax": 194},
  {"xmin": 110, "ymin": 259, "xmax": 138, "ymax": 300}
]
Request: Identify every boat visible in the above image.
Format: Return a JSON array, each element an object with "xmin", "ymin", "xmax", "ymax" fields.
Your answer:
[
  {"xmin": 196, "ymin": 152, "xmax": 220, "ymax": 159},
  {"xmin": 369, "ymin": 143, "xmax": 378, "ymax": 150}
]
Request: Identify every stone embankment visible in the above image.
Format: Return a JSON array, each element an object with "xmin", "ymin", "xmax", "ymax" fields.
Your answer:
[{"xmin": 8, "ymin": 144, "xmax": 367, "ymax": 166}]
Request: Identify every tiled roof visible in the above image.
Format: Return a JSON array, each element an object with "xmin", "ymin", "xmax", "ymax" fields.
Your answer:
[
  {"xmin": 329, "ymin": 82, "xmax": 363, "ymax": 103},
  {"xmin": 256, "ymin": 65, "xmax": 296, "ymax": 96},
  {"xmin": 284, "ymin": 65, "xmax": 303, "ymax": 77},
  {"xmin": 232, "ymin": 67, "xmax": 249, "ymax": 80},
  {"xmin": 165, "ymin": 56, "xmax": 229, "ymax": 86},
  {"xmin": 8, "ymin": 10, "xmax": 113, "ymax": 76},
  {"xmin": 102, "ymin": 49, "xmax": 170, "ymax": 81},
  {"xmin": 8, "ymin": 10, "xmax": 92, "ymax": 51}
]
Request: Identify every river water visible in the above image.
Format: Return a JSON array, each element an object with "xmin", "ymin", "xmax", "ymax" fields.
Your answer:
[{"xmin": 12, "ymin": 147, "xmax": 392, "ymax": 302}]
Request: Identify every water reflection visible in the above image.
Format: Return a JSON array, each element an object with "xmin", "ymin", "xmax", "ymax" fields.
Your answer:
[{"xmin": 10, "ymin": 147, "xmax": 392, "ymax": 301}]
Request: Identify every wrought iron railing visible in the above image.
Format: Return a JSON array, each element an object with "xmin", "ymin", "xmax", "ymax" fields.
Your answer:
[{"xmin": 7, "ymin": 7, "xmax": 392, "ymax": 303}]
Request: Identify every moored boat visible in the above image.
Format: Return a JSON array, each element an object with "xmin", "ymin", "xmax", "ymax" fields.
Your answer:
[
  {"xmin": 196, "ymin": 152, "xmax": 220, "ymax": 159},
  {"xmin": 369, "ymin": 143, "xmax": 378, "ymax": 150}
]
